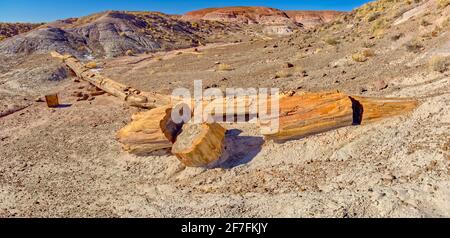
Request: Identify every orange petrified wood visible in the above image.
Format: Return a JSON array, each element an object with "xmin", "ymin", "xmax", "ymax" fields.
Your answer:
[
  {"xmin": 116, "ymin": 105, "xmax": 183, "ymax": 155},
  {"xmin": 171, "ymin": 122, "xmax": 227, "ymax": 167},
  {"xmin": 262, "ymin": 92, "xmax": 418, "ymax": 142}
]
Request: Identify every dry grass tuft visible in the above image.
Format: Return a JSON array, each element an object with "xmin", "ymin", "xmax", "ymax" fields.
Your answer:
[
  {"xmin": 274, "ymin": 70, "xmax": 292, "ymax": 79},
  {"xmin": 352, "ymin": 53, "xmax": 368, "ymax": 63},
  {"xmin": 216, "ymin": 63, "xmax": 234, "ymax": 71},
  {"xmin": 325, "ymin": 37, "xmax": 340, "ymax": 46},
  {"xmin": 438, "ymin": 0, "xmax": 450, "ymax": 9},
  {"xmin": 125, "ymin": 50, "xmax": 134, "ymax": 56},
  {"xmin": 429, "ymin": 55, "xmax": 449, "ymax": 73}
]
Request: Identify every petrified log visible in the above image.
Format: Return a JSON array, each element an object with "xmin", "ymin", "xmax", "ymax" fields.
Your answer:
[
  {"xmin": 116, "ymin": 105, "xmax": 183, "ymax": 155},
  {"xmin": 171, "ymin": 123, "xmax": 227, "ymax": 167},
  {"xmin": 262, "ymin": 92, "xmax": 355, "ymax": 142},
  {"xmin": 262, "ymin": 92, "xmax": 418, "ymax": 142},
  {"xmin": 50, "ymin": 51, "xmax": 171, "ymax": 108},
  {"xmin": 350, "ymin": 96, "xmax": 418, "ymax": 124}
]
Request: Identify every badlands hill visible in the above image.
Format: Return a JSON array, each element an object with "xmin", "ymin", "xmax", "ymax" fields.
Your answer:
[
  {"xmin": 0, "ymin": 0, "xmax": 449, "ymax": 217},
  {"xmin": 182, "ymin": 6, "xmax": 343, "ymax": 27},
  {"xmin": 0, "ymin": 7, "xmax": 342, "ymax": 58},
  {"xmin": 285, "ymin": 10, "xmax": 343, "ymax": 27},
  {"xmin": 0, "ymin": 11, "xmax": 243, "ymax": 58},
  {"xmin": 0, "ymin": 23, "xmax": 42, "ymax": 41}
]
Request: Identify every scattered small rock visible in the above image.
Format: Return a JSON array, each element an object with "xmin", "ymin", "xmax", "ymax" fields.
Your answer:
[
  {"xmin": 373, "ymin": 80, "xmax": 388, "ymax": 91},
  {"xmin": 35, "ymin": 97, "xmax": 44, "ymax": 102},
  {"xmin": 77, "ymin": 94, "xmax": 89, "ymax": 101},
  {"xmin": 285, "ymin": 62, "xmax": 294, "ymax": 68}
]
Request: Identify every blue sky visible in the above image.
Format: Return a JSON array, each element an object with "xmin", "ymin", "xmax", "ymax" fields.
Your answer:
[{"xmin": 0, "ymin": 0, "xmax": 371, "ymax": 23}]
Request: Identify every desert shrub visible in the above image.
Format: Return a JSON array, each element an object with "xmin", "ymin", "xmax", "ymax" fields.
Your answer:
[
  {"xmin": 85, "ymin": 61, "xmax": 97, "ymax": 69},
  {"xmin": 274, "ymin": 70, "xmax": 292, "ymax": 79},
  {"xmin": 441, "ymin": 16, "xmax": 450, "ymax": 28},
  {"xmin": 438, "ymin": 0, "xmax": 450, "ymax": 9},
  {"xmin": 429, "ymin": 55, "xmax": 448, "ymax": 73},
  {"xmin": 125, "ymin": 50, "xmax": 134, "ymax": 56},
  {"xmin": 367, "ymin": 12, "xmax": 382, "ymax": 22},
  {"xmin": 362, "ymin": 48, "xmax": 375, "ymax": 57},
  {"xmin": 363, "ymin": 42, "xmax": 376, "ymax": 48},
  {"xmin": 352, "ymin": 53, "xmax": 368, "ymax": 62},
  {"xmin": 371, "ymin": 18, "xmax": 388, "ymax": 37},
  {"xmin": 216, "ymin": 63, "xmax": 234, "ymax": 71},
  {"xmin": 420, "ymin": 19, "xmax": 432, "ymax": 26},
  {"xmin": 405, "ymin": 41, "xmax": 424, "ymax": 53},
  {"xmin": 325, "ymin": 37, "xmax": 340, "ymax": 46},
  {"xmin": 391, "ymin": 33, "xmax": 405, "ymax": 41}
]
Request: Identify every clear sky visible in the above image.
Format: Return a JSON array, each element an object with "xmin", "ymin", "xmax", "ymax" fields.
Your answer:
[{"xmin": 0, "ymin": 0, "xmax": 371, "ymax": 23}]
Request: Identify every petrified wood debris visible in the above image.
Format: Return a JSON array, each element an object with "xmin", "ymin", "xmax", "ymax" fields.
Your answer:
[
  {"xmin": 45, "ymin": 94, "xmax": 60, "ymax": 108},
  {"xmin": 172, "ymin": 122, "xmax": 227, "ymax": 167},
  {"xmin": 116, "ymin": 105, "xmax": 183, "ymax": 155}
]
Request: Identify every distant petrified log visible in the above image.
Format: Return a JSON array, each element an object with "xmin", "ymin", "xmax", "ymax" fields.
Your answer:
[
  {"xmin": 50, "ymin": 51, "xmax": 171, "ymax": 108},
  {"xmin": 172, "ymin": 123, "xmax": 227, "ymax": 167},
  {"xmin": 262, "ymin": 92, "xmax": 355, "ymax": 142},
  {"xmin": 116, "ymin": 106, "xmax": 183, "ymax": 155}
]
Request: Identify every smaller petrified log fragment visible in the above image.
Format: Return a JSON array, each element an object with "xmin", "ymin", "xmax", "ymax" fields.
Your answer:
[
  {"xmin": 172, "ymin": 123, "xmax": 227, "ymax": 167},
  {"xmin": 116, "ymin": 106, "xmax": 183, "ymax": 155},
  {"xmin": 351, "ymin": 96, "xmax": 418, "ymax": 124},
  {"xmin": 45, "ymin": 94, "xmax": 59, "ymax": 108}
]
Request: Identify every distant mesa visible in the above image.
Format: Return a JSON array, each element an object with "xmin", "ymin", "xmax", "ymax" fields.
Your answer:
[
  {"xmin": 285, "ymin": 10, "xmax": 344, "ymax": 27},
  {"xmin": 182, "ymin": 6, "xmax": 344, "ymax": 27}
]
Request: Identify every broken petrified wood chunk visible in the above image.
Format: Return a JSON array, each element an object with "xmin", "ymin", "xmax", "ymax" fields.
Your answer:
[
  {"xmin": 116, "ymin": 106, "xmax": 183, "ymax": 155},
  {"xmin": 263, "ymin": 92, "xmax": 355, "ymax": 142},
  {"xmin": 45, "ymin": 94, "xmax": 59, "ymax": 108},
  {"xmin": 350, "ymin": 96, "xmax": 418, "ymax": 124},
  {"xmin": 172, "ymin": 123, "xmax": 227, "ymax": 167}
]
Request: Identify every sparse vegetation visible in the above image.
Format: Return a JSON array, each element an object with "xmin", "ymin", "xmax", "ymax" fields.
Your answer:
[
  {"xmin": 125, "ymin": 50, "xmax": 134, "ymax": 56},
  {"xmin": 216, "ymin": 63, "xmax": 234, "ymax": 71},
  {"xmin": 274, "ymin": 70, "xmax": 292, "ymax": 78},
  {"xmin": 352, "ymin": 53, "xmax": 368, "ymax": 62},
  {"xmin": 325, "ymin": 37, "xmax": 340, "ymax": 46},
  {"xmin": 437, "ymin": 0, "xmax": 450, "ymax": 9},
  {"xmin": 362, "ymin": 48, "xmax": 375, "ymax": 57},
  {"xmin": 405, "ymin": 41, "xmax": 424, "ymax": 53},
  {"xmin": 429, "ymin": 55, "xmax": 449, "ymax": 73},
  {"xmin": 420, "ymin": 19, "xmax": 431, "ymax": 27}
]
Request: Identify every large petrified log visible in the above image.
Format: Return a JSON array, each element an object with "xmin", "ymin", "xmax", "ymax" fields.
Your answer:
[
  {"xmin": 262, "ymin": 92, "xmax": 418, "ymax": 142},
  {"xmin": 116, "ymin": 105, "xmax": 183, "ymax": 155},
  {"xmin": 262, "ymin": 92, "xmax": 355, "ymax": 142},
  {"xmin": 50, "ymin": 52, "xmax": 171, "ymax": 108},
  {"xmin": 171, "ymin": 122, "xmax": 227, "ymax": 167}
]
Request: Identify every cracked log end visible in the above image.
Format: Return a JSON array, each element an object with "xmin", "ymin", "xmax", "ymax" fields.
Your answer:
[
  {"xmin": 116, "ymin": 106, "xmax": 183, "ymax": 155},
  {"xmin": 172, "ymin": 123, "xmax": 227, "ymax": 167}
]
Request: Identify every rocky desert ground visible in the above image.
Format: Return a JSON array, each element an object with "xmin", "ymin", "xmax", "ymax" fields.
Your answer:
[{"xmin": 0, "ymin": 0, "xmax": 449, "ymax": 217}]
